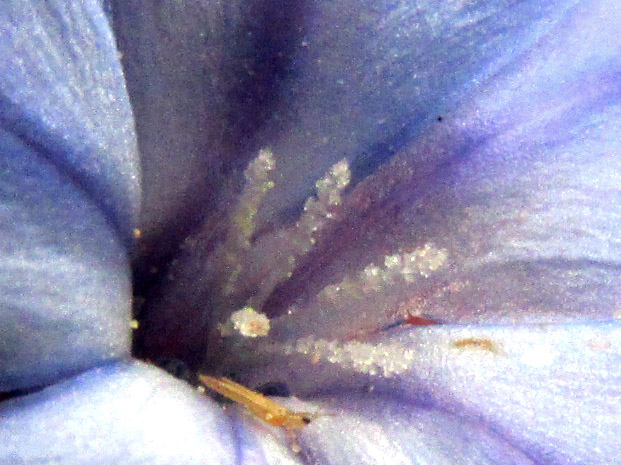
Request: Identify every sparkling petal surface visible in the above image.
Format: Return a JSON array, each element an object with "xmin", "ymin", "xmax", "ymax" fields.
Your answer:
[
  {"xmin": 2, "ymin": 0, "xmax": 620, "ymax": 464},
  {"xmin": 224, "ymin": 395, "xmax": 535, "ymax": 465},
  {"xmin": 0, "ymin": 0, "xmax": 137, "ymax": 391},
  {"xmin": 140, "ymin": 2, "xmax": 621, "ymax": 464},
  {"xmin": 0, "ymin": 0, "xmax": 140, "ymax": 240},
  {"xmin": 0, "ymin": 131, "xmax": 130, "ymax": 391},
  {"xmin": 244, "ymin": 322, "xmax": 621, "ymax": 464},
  {"xmin": 0, "ymin": 361, "xmax": 237, "ymax": 465}
]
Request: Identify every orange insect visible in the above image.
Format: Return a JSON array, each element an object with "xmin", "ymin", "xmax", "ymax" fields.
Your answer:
[{"xmin": 198, "ymin": 375, "xmax": 315, "ymax": 430}]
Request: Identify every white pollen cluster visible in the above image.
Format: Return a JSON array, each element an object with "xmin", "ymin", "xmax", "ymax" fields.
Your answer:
[
  {"xmin": 318, "ymin": 243, "xmax": 448, "ymax": 304},
  {"xmin": 283, "ymin": 337, "xmax": 416, "ymax": 378},
  {"xmin": 285, "ymin": 157, "xmax": 351, "ymax": 253},
  {"xmin": 223, "ymin": 148, "xmax": 276, "ymax": 295},
  {"xmin": 229, "ymin": 306, "xmax": 271, "ymax": 338},
  {"xmin": 199, "ymin": 149, "xmax": 352, "ymax": 344},
  {"xmin": 232, "ymin": 148, "xmax": 276, "ymax": 247},
  {"xmin": 362, "ymin": 243, "xmax": 448, "ymax": 287},
  {"xmin": 223, "ymin": 155, "xmax": 351, "ymax": 312}
]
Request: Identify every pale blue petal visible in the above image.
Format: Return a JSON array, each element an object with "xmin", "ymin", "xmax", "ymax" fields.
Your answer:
[
  {"xmin": 224, "ymin": 396, "xmax": 535, "ymax": 465},
  {"xmin": 0, "ymin": 360, "xmax": 237, "ymax": 465},
  {"xmin": 0, "ymin": 130, "xmax": 130, "ymax": 391},
  {"xmin": 3, "ymin": 1, "xmax": 620, "ymax": 464},
  {"xmin": 0, "ymin": 1, "xmax": 140, "ymax": 240},
  {"xmin": 246, "ymin": 323, "xmax": 621, "ymax": 464}
]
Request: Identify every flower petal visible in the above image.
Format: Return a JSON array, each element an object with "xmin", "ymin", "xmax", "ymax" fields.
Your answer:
[
  {"xmin": 300, "ymin": 396, "xmax": 534, "ymax": 465},
  {"xmin": 244, "ymin": 322, "xmax": 621, "ymax": 464},
  {"xmin": 221, "ymin": 394, "xmax": 534, "ymax": 464},
  {"xmin": 0, "ymin": 0, "xmax": 139, "ymax": 390},
  {"xmin": 0, "ymin": 1, "xmax": 140, "ymax": 239},
  {"xmin": 0, "ymin": 132, "xmax": 131, "ymax": 391},
  {"xmin": 0, "ymin": 360, "xmax": 237, "ymax": 464}
]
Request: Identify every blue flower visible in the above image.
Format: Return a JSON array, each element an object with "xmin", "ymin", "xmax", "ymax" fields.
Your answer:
[{"xmin": 1, "ymin": 1, "xmax": 620, "ymax": 463}]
